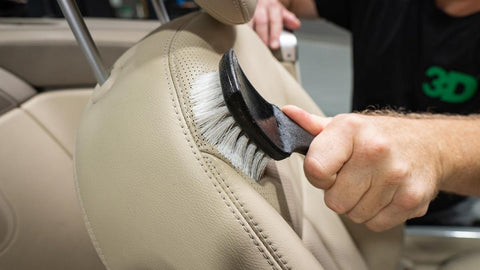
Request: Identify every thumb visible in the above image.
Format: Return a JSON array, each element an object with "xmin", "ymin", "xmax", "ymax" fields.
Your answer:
[{"xmin": 282, "ymin": 105, "xmax": 331, "ymax": 135}]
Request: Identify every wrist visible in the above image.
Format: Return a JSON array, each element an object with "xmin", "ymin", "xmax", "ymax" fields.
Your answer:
[
  {"xmin": 418, "ymin": 116, "xmax": 480, "ymax": 195},
  {"xmin": 361, "ymin": 112, "xmax": 475, "ymax": 195}
]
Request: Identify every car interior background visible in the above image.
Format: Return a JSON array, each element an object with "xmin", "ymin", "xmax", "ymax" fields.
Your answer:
[{"xmin": 1, "ymin": 0, "xmax": 480, "ymax": 269}]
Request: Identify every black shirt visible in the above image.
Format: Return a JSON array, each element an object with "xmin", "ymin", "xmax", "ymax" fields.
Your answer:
[{"xmin": 315, "ymin": 0, "xmax": 480, "ymax": 114}]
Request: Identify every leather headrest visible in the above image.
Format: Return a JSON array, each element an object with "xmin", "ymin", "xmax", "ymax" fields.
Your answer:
[{"xmin": 194, "ymin": 0, "xmax": 257, "ymax": 25}]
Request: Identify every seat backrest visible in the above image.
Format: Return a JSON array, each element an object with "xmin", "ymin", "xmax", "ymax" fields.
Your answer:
[
  {"xmin": 0, "ymin": 88, "xmax": 105, "ymax": 270},
  {"xmin": 0, "ymin": 17, "xmax": 161, "ymax": 269},
  {"xmin": 74, "ymin": 1, "xmax": 403, "ymax": 269}
]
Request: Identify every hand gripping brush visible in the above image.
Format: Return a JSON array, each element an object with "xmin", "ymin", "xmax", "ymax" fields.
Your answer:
[{"xmin": 191, "ymin": 49, "xmax": 314, "ymax": 180}]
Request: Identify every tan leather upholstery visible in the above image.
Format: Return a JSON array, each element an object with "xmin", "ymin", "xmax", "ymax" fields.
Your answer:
[
  {"xmin": 0, "ymin": 18, "xmax": 158, "ymax": 88},
  {"xmin": 22, "ymin": 90, "xmax": 92, "ymax": 155},
  {"xmin": 0, "ymin": 90, "xmax": 105, "ymax": 270},
  {"xmin": 195, "ymin": 0, "xmax": 257, "ymax": 25}
]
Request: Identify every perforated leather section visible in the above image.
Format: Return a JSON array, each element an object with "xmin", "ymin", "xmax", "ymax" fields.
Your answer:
[{"xmin": 167, "ymin": 13, "xmax": 294, "ymax": 222}]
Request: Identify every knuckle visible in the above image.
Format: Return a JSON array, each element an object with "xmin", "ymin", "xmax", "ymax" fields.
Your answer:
[
  {"xmin": 335, "ymin": 114, "xmax": 363, "ymax": 130},
  {"xmin": 413, "ymin": 205, "xmax": 429, "ymax": 218},
  {"xmin": 359, "ymin": 137, "xmax": 390, "ymax": 159},
  {"xmin": 255, "ymin": 15, "xmax": 268, "ymax": 25},
  {"xmin": 254, "ymin": 8, "xmax": 268, "ymax": 24},
  {"xmin": 368, "ymin": 137, "xmax": 390, "ymax": 155},
  {"xmin": 384, "ymin": 164, "xmax": 409, "ymax": 186},
  {"xmin": 346, "ymin": 212, "xmax": 366, "ymax": 224},
  {"xmin": 389, "ymin": 163, "xmax": 409, "ymax": 180},
  {"xmin": 324, "ymin": 193, "xmax": 345, "ymax": 214},
  {"xmin": 394, "ymin": 187, "xmax": 425, "ymax": 211}
]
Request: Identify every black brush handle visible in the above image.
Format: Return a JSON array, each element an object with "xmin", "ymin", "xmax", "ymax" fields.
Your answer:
[
  {"xmin": 220, "ymin": 49, "xmax": 315, "ymax": 160},
  {"xmin": 272, "ymin": 105, "xmax": 315, "ymax": 155}
]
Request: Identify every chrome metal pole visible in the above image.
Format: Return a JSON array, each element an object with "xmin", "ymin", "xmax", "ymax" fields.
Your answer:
[
  {"xmin": 57, "ymin": 0, "xmax": 109, "ymax": 85},
  {"xmin": 151, "ymin": 0, "xmax": 170, "ymax": 24}
]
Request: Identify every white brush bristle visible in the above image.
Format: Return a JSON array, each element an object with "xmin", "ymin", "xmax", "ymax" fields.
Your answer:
[{"xmin": 190, "ymin": 72, "xmax": 270, "ymax": 181}]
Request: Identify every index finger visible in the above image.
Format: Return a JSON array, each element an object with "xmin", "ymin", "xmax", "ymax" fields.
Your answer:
[
  {"xmin": 253, "ymin": 7, "xmax": 269, "ymax": 46},
  {"xmin": 282, "ymin": 105, "xmax": 330, "ymax": 135},
  {"xmin": 268, "ymin": 5, "xmax": 283, "ymax": 49}
]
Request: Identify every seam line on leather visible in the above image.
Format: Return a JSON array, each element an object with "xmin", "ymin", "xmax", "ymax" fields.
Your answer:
[
  {"xmin": 204, "ymin": 155, "xmax": 280, "ymax": 269},
  {"xmin": 204, "ymin": 157, "xmax": 292, "ymax": 270},
  {"xmin": 164, "ymin": 14, "xmax": 279, "ymax": 270},
  {"xmin": 172, "ymin": 16, "xmax": 290, "ymax": 270},
  {"xmin": 237, "ymin": 0, "xmax": 250, "ymax": 22},
  {"xmin": 73, "ymin": 154, "xmax": 112, "ymax": 270},
  {"xmin": 304, "ymin": 215, "xmax": 343, "ymax": 270},
  {"xmin": 231, "ymin": 0, "xmax": 251, "ymax": 22},
  {"xmin": 167, "ymin": 13, "xmax": 282, "ymax": 269},
  {"xmin": 22, "ymin": 108, "xmax": 72, "ymax": 158},
  {"xmin": 204, "ymin": 155, "xmax": 292, "ymax": 270},
  {"xmin": 232, "ymin": 0, "xmax": 241, "ymax": 18},
  {"xmin": 165, "ymin": 13, "xmax": 286, "ymax": 270}
]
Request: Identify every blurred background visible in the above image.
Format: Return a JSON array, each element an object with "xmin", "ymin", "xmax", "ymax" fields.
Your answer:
[{"xmin": 0, "ymin": 0, "xmax": 353, "ymax": 116}]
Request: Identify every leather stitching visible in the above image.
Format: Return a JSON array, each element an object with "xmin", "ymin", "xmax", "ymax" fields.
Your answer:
[
  {"xmin": 204, "ymin": 156, "xmax": 292, "ymax": 270},
  {"xmin": 237, "ymin": 0, "xmax": 250, "ymax": 21},
  {"xmin": 164, "ymin": 14, "xmax": 276, "ymax": 269},
  {"xmin": 232, "ymin": 0, "xmax": 240, "ymax": 16},
  {"xmin": 165, "ymin": 13, "xmax": 289, "ymax": 270},
  {"xmin": 165, "ymin": 15, "xmax": 278, "ymax": 270},
  {"xmin": 205, "ymin": 156, "xmax": 279, "ymax": 269}
]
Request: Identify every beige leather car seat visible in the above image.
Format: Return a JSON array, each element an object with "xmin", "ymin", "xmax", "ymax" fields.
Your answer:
[
  {"xmin": 0, "ymin": 18, "xmax": 159, "ymax": 270},
  {"xmin": 0, "ymin": 87, "xmax": 105, "ymax": 269},
  {"xmin": 75, "ymin": 1, "xmax": 403, "ymax": 269}
]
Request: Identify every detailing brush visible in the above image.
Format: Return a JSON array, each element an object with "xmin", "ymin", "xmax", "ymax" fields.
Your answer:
[{"xmin": 191, "ymin": 49, "xmax": 314, "ymax": 180}]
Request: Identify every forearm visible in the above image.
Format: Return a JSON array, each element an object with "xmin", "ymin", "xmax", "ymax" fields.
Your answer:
[{"xmin": 429, "ymin": 115, "xmax": 480, "ymax": 196}]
